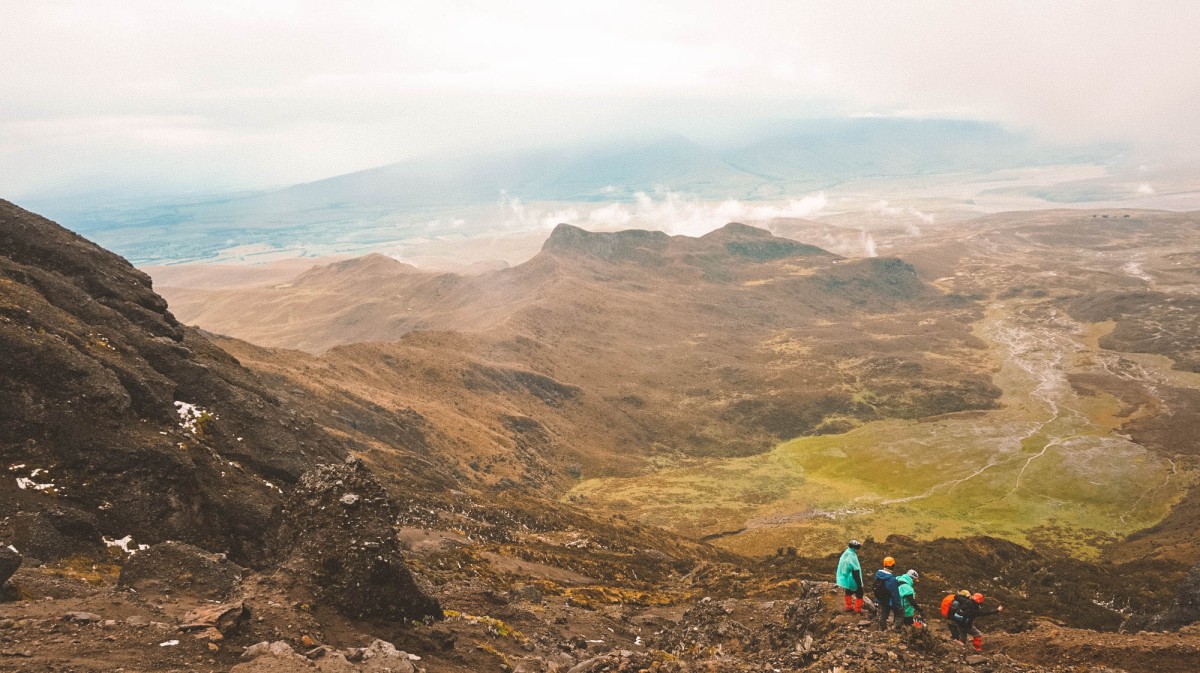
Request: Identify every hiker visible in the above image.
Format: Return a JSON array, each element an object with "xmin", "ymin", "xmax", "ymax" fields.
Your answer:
[
  {"xmin": 835, "ymin": 539, "xmax": 864, "ymax": 613},
  {"xmin": 941, "ymin": 589, "xmax": 972, "ymax": 640},
  {"xmin": 896, "ymin": 569, "xmax": 925, "ymax": 627},
  {"xmin": 949, "ymin": 592, "xmax": 1004, "ymax": 652},
  {"xmin": 873, "ymin": 556, "xmax": 904, "ymax": 630}
]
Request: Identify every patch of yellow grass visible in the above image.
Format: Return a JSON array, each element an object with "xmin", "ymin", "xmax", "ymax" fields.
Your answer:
[{"xmin": 49, "ymin": 557, "xmax": 120, "ymax": 585}]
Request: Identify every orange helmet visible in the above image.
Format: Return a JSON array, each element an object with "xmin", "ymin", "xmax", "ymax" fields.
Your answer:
[
  {"xmin": 883, "ymin": 556, "xmax": 896, "ymax": 567},
  {"xmin": 972, "ymin": 593, "xmax": 985, "ymax": 603}
]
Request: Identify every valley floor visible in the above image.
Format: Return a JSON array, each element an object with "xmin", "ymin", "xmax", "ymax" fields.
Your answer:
[{"xmin": 571, "ymin": 280, "xmax": 1197, "ymax": 559}]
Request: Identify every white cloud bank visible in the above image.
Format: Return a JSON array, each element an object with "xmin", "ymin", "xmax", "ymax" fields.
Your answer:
[
  {"xmin": 495, "ymin": 190, "xmax": 828, "ymax": 237},
  {"xmin": 3, "ymin": 1, "xmax": 1200, "ymax": 197}
]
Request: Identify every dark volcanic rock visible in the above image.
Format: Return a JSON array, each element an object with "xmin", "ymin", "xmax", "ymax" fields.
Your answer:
[
  {"xmin": 654, "ymin": 597, "xmax": 752, "ymax": 655},
  {"xmin": 12, "ymin": 510, "xmax": 103, "ymax": 562},
  {"xmin": 0, "ymin": 200, "xmax": 348, "ymax": 563},
  {"xmin": 118, "ymin": 541, "xmax": 244, "ymax": 599},
  {"xmin": 0, "ymin": 545, "xmax": 20, "ymax": 586},
  {"xmin": 1148, "ymin": 562, "xmax": 1200, "ymax": 630},
  {"xmin": 274, "ymin": 459, "xmax": 441, "ymax": 621}
]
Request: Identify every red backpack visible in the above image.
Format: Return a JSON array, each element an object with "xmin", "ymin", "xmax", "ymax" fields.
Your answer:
[{"xmin": 940, "ymin": 594, "xmax": 957, "ymax": 619}]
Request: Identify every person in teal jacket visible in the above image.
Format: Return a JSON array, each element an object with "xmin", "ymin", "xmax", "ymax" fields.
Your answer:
[
  {"xmin": 896, "ymin": 569, "xmax": 924, "ymax": 627},
  {"xmin": 835, "ymin": 539, "xmax": 864, "ymax": 613}
]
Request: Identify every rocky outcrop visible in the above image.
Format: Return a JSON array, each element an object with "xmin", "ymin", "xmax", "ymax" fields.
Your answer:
[
  {"xmin": 12, "ymin": 510, "xmax": 103, "ymax": 563},
  {"xmin": 1148, "ymin": 562, "xmax": 1200, "ymax": 630},
  {"xmin": 542, "ymin": 223, "xmax": 672, "ymax": 265},
  {"xmin": 0, "ymin": 545, "xmax": 20, "ymax": 587},
  {"xmin": 118, "ymin": 541, "xmax": 244, "ymax": 599},
  {"xmin": 0, "ymin": 200, "xmax": 348, "ymax": 563},
  {"xmin": 273, "ymin": 459, "xmax": 441, "ymax": 621}
]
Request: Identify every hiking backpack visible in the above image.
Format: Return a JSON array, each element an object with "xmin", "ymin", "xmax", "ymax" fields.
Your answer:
[
  {"xmin": 873, "ymin": 575, "xmax": 888, "ymax": 596},
  {"xmin": 940, "ymin": 594, "xmax": 957, "ymax": 619}
]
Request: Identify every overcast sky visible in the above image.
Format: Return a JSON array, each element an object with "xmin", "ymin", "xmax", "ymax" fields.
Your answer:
[{"xmin": 3, "ymin": 1, "xmax": 1198, "ymax": 199}]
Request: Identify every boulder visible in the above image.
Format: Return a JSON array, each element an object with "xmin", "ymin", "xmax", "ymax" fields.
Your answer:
[
  {"xmin": 238, "ymin": 641, "xmax": 364, "ymax": 673},
  {"xmin": 180, "ymin": 601, "xmax": 249, "ymax": 639},
  {"xmin": 118, "ymin": 541, "xmax": 244, "ymax": 599},
  {"xmin": 273, "ymin": 460, "xmax": 441, "ymax": 621},
  {"xmin": 511, "ymin": 583, "xmax": 543, "ymax": 604},
  {"xmin": 358, "ymin": 639, "xmax": 416, "ymax": 673},
  {"xmin": 567, "ymin": 656, "xmax": 614, "ymax": 673},
  {"xmin": 0, "ymin": 546, "xmax": 20, "ymax": 586},
  {"xmin": 234, "ymin": 641, "xmax": 317, "ymax": 672},
  {"xmin": 62, "ymin": 612, "xmax": 102, "ymax": 623},
  {"xmin": 241, "ymin": 641, "xmax": 277, "ymax": 659},
  {"xmin": 12, "ymin": 510, "xmax": 103, "ymax": 562}
]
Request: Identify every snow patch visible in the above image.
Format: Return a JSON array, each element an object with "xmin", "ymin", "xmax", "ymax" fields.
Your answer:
[
  {"xmin": 104, "ymin": 535, "xmax": 149, "ymax": 554},
  {"xmin": 16, "ymin": 477, "xmax": 54, "ymax": 491},
  {"xmin": 174, "ymin": 401, "xmax": 215, "ymax": 434}
]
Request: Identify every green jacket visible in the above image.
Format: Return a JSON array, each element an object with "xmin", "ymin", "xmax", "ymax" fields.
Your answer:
[
  {"xmin": 835, "ymin": 547, "xmax": 861, "ymax": 590},
  {"xmin": 896, "ymin": 575, "xmax": 917, "ymax": 617}
]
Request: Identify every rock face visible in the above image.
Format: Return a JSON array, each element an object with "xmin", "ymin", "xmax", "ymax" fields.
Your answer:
[
  {"xmin": 0, "ymin": 200, "xmax": 348, "ymax": 563},
  {"xmin": 118, "ymin": 541, "xmax": 244, "ymax": 599},
  {"xmin": 1149, "ymin": 562, "xmax": 1200, "ymax": 630},
  {"xmin": 0, "ymin": 545, "xmax": 20, "ymax": 586},
  {"xmin": 11, "ymin": 510, "xmax": 103, "ymax": 563},
  {"xmin": 274, "ymin": 460, "xmax": 441, "ymax": 621}
]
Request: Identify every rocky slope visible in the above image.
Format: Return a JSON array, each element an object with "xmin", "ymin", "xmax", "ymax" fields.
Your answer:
[
  {"xmin": 3, "ymin": 505, "xmax": 1199, "ymax": 673},
  {"xmin": 0, "ymin": 199, "xmax": 354, "ymax": 562}
]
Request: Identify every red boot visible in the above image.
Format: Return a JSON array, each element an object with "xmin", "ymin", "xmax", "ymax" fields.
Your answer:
[
  {"xmin": 972, "ymin": 635, "xmax": 983, "ymax": 652},
  {"xmin": 844, "ymin": 594, "xmax": 854, "ymax": 612},
  {"xmin": 854, "ymin": 598, "xmax": 864, "ymax": 614}
]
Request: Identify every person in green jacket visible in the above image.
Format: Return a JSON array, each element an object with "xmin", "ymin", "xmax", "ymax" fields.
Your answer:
[
  {"xmin": 835, "ymin": 539, "xmax": 864, "ymax": 613},
  {"xmin": 896, "ymin": 569, "xmax": 925, "ymax": 627}
]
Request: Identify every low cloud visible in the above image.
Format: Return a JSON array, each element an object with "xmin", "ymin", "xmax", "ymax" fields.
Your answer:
[
  {"xmin": 494, "ymin": 189, "xmax": 828, "ymax": 238},
  {"xmin": 873, "ymin": 199, "xmax": 934, "ymax": 235},
  {"xmin": 498, "ymin": 191, "xmax": 582, "ymax": 231},
  {"xmin": 599, "ymin": 190, "xmax": 828, "ymax": 237}
]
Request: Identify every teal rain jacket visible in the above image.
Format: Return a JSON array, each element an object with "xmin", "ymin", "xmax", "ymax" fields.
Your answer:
[
  {"xmin": 896, "ymin": 574, "xmax": 917, "ymax": 617},
  {"xmin": 835, "ymin": 547, "xmax": 861, "ymax": 590}
]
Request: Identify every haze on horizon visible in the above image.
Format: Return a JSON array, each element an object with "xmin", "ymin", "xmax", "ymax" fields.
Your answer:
[{"xmin": 3, "ymin": 0, "xmax": 1200, "ymax": 202}]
